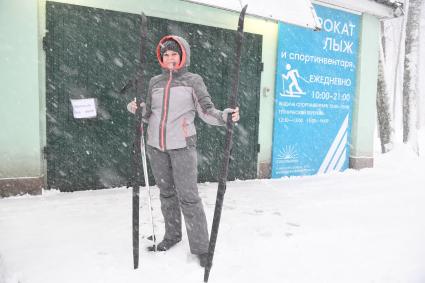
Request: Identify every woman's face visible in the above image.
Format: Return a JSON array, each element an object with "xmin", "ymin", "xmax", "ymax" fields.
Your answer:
[{"xmin": 162, "ymin": 50, "xmax": 181, "ymax": 70}]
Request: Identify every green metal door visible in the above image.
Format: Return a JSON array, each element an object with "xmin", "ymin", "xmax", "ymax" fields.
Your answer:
[{"xmin": 45, "ymin": 2, "xmax": 262, "ymax": 191}]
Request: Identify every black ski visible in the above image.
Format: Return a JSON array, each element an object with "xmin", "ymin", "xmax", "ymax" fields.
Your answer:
[
  {"xmin": 204, "ymin": 5, "xmax": 247, "ymax": 282},
  {"xmin": 129, "ymin": 12, "xmax": 148, "ymax": 270}
]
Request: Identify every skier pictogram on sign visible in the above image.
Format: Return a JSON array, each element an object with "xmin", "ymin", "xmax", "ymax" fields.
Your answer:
[{"xmin": 280, "ymin": 63, "xmax": 309, "ymax": 97}]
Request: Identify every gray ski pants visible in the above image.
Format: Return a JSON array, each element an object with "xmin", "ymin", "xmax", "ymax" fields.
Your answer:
[{"xmin": 147, "ymin": 145, "xmax": 209, "ymax": 255}]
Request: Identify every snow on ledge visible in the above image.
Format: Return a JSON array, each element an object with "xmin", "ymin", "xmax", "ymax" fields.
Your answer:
[
  {"xmin": 180, "ymin": 0, "xmax": 322, "ymax": 30},
  {"xmin": 314, "ymin": 0, "xmax": 397, "ymax": 18}
]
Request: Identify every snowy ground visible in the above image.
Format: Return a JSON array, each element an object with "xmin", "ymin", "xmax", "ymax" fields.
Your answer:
[{"xmin": 1, "ymin": 144, "xmax": 425, "ymax": 283}]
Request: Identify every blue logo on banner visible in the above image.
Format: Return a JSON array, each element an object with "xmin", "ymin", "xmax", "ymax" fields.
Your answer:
[{"xmin": 271, "ymin": 5, "xmax": 360, "ymax": 178}]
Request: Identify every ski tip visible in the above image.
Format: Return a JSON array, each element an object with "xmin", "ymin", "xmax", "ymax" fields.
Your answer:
[
  {"xmin": 140, "ymin": 12, "xmax": 148, "ymax": 33},
  {"xmin": 238, "ymin": 5, "xmax": 248, "ymax": 30},
  {"xmin": 241, "ymin": 4, "xmax": 248, "ymax": 16}
]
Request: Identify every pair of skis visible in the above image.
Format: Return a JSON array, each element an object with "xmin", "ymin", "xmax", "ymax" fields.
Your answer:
[
  {"xmin": 126, "ymin": 5, "xmax": 247, "ymax": 280},
  {"xmin": 121, "ymin": 13, "xmax": 156, "ymax": 270}
]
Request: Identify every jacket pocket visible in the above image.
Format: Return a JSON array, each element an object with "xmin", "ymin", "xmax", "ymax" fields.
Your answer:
[
  {"xmin": 181, "ymin": 118, "xmax": 189, "ymax": 138},
  {"xmin": 185, "ymin": 135, "xmax": 197, "ymax": 148}
]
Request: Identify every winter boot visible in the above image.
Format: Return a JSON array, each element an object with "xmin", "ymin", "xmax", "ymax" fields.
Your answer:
[
  {"xmin": 147, "ymin": 238, "xmax": 181, "ymax": 252},
  {"xmin": 197, "ymin": 253, "xmax": 209, "ymax": 267}
]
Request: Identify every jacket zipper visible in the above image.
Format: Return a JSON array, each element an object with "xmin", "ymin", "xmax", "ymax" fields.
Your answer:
[{"xmin": 160, "ymin": 70, "xmax": 173, "ymax": 151}]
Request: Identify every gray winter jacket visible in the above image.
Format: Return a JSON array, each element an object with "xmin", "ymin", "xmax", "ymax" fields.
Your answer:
[{"xmin": 144, "ymin": 35, "xmax": 225, "ymax": 151}]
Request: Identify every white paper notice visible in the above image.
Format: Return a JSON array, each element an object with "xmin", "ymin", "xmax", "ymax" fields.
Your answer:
[{"xmin": 70, "ymin": 98, "xmax": 97, "ymax": 119}]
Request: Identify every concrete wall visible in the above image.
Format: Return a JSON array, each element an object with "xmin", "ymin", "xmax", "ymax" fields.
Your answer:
[
  {"xmin": 0, "ymin": 0, "xmax": 44, "ymax": 196},
  {"xmin": 350, "ymin": 13, "xmax": 379, "ymax": 169}
]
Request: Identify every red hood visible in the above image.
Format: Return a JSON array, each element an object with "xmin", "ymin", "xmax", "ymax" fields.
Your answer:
[{"xmin": 156, "ymin": 35, "xmax": 188, "ymax": 71}]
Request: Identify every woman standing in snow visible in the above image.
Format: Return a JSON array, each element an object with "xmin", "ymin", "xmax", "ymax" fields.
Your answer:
[{"xmin": 127, "ymin": 35, "xmax": 239, "ymax": 267}]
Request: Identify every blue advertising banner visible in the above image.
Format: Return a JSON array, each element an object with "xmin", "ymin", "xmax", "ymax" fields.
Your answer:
[{"xmin": 271, "ymin": 5, "xmax": 360, "ymax": 178}]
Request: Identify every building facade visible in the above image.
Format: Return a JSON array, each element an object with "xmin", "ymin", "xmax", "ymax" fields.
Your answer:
[{"xmin": 0, "ymin": 0, "xmax": 399, "ymax": 196}]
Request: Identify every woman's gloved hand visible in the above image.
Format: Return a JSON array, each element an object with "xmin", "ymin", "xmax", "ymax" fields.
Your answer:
[
  {"xmin": 222, "ymin": 107, "xmax": 240, "ymax": 122},
  {"xmin": 127, "ymin": 98, "xmax": 146, "ymax": 114}
]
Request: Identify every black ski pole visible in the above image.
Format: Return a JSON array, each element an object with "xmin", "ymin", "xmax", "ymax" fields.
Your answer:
[
  {"xmin": 126, "ymin": 12, "xmax": 148, "ymax": 270},
  {"xmin": 204, "ymin": 5, "xmax": 247, "ymax": 282}
]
